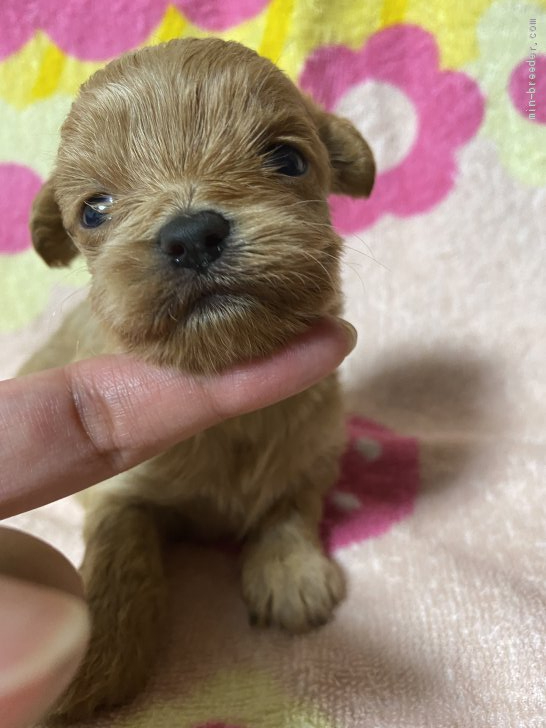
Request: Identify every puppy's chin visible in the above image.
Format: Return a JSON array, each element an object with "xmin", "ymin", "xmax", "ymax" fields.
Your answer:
[{"xmin": 94, "ymin": 289, "xmax": 333, "ymax": 374}]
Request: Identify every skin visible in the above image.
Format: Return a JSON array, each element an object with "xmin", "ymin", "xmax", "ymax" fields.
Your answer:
[{"xmin": 0, "ymin": 316, "xmax": 355, "ymax": 728}]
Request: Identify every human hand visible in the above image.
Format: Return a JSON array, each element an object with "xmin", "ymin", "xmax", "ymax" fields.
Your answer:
[{"xmin": 0, "ymin": 316, "xmax": 356, "ymax": 727}]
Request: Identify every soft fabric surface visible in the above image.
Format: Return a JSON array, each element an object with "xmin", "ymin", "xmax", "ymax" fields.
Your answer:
[{"xmin": 1, "ymin": 1, "xmax": 545, "ymax": 726}]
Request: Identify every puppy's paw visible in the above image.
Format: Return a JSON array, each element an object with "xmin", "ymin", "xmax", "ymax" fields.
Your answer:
[
  {"xmin": 242, "ymin": 547, "xmax": 345, "ymax": 633},
  {"xmin": 49, "ymin": 630, "xmax": 148, "ymax": 723}
]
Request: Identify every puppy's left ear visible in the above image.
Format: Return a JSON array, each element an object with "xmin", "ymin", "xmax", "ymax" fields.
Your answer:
[
  {"xmin": 30, "ymin": 179, "xmax": 79, "ymax": 267},
  {"xmin": 305, "ymin": 99, "xmax": 375, "ymax": 197}
]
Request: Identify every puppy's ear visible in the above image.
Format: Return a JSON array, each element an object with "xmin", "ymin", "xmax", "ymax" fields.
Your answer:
[
  {"xmin": 319, "ymin": 112, "xmax": 375, "ymax": 197},
  {"xmin": 30, "ymin": 179, "xmax": 78, "ymax": 267},
  {"xmin": 305, "ymin": 98, "xmax": 375, "ymax": 197}
]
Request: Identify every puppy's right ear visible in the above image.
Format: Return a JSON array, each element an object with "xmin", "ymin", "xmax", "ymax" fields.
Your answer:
[
  {"xmin": 303, "ymin": 96, "xmax": 375, "ymax": 198},
  {"xmin": 30, "ymin": 179, "xmax": 79, "ymax": 267}
]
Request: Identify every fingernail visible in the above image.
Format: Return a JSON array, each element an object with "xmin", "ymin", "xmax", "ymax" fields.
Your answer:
[{"xmin": 335, "ymin": 318, "xmax": 358, "ymax": 353}]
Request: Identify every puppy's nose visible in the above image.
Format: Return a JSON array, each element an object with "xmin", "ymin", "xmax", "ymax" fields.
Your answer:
[{"xmin": 158, "ymin": 210, "xmax": 230, "ymax": 271}]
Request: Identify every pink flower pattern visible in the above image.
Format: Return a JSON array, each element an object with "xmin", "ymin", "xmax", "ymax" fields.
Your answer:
[
  {"xmin": 509, "ymin": 55, "xmax": 546, "ymax": 124},
  {"xmin": 300, "ymin": 25, "xmax": 485, "ymax": 234},
  {"xmin": 211, "ymin": 416, "xmax": 419, "ymax": 557},
  {"xmin": 0, "ymin": 164, "xmax": 42, "ymax": 254},
  {"xmin": 322, "ymin": 416, "xmax": 419, "ymax": 551},
  {"xmin": 1, "ymin": 0, "xmax": 268, "ymax": 61}
]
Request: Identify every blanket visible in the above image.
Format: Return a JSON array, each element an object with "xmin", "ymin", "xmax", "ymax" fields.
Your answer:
[{"xmin": 1, "ymin": 1, "xmax": 545, "ymax": 726}]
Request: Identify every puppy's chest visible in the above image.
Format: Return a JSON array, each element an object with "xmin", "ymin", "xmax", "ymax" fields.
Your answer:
[
  {"xmin": 139, "ymin": 403, "xmax": 307, "ymax": 509},
  {"xmin": 132, "ymin": 376, "xmax": 342, "ymax": 536}
]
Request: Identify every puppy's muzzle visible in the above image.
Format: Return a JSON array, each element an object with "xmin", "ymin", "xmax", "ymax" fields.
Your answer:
[{"xmin": 158, "ymin": 210, "xmax": 230, "ymax": 272}]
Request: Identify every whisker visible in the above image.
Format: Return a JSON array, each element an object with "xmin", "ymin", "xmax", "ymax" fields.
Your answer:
[
  {"xmin": 297, "ymin": 248, "xmax": 336, "ymax": 288},
  {"xmin": 344, "ymin": 243, "xmax": 390, "ymax": 272},
  {"xmin": 291, "ymin": 219, "xmax": 389, "ymax": 272}
]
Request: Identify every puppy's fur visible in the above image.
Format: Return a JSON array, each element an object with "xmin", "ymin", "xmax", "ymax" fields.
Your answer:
[{"xmin": 23, "ymin": 38, "xmax": 374, "ymax": 720}]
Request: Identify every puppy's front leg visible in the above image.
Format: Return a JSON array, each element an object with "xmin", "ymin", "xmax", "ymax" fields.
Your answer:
[
  {"xmin": 53, "ymin": 499, "xmax": 166, "ymax": 721},
  {"xmin": 241, "ymin": 485, "xmax": 345, "ymax": 634}
]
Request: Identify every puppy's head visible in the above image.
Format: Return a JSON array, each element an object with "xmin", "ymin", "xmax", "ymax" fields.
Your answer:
[{"xmin": 32, "ymin": 39, "xmax": 374, "ymax": 373}]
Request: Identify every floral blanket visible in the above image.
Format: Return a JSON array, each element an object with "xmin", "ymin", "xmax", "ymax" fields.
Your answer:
[{"xmin": 1, "ymin": 1, "xmax": 545, "ymax": 726}]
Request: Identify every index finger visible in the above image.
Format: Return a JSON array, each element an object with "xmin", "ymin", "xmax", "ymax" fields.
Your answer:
[{"xmin": 0, "ymin": 317, "xmax": 355, "ymax": 518}]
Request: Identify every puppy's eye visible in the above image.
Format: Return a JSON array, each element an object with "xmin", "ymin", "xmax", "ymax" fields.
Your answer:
[
  {"xmin": 264, "ymin": 144, "xmax": 308, "ymax": 177},
  {"xmin": 81, "ymin": 194, "xmax": 113, "ymax": 229}
]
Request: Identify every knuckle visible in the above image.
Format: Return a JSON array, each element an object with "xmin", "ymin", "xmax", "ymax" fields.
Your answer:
[{"xmin": 64, "ymin": 366, "xmax": 130, "ymax": 474}]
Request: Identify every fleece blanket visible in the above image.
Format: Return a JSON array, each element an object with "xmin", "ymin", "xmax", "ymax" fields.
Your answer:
[{"xmin": 1, "ymin": 1, "xmax": 545, "ymax": 726}]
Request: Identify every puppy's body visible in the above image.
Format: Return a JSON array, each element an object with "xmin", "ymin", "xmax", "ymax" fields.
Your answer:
[
  {"xmin": 23, "ymin": 38, "xmax": 374, "ymax": 719},
  {"xmin": 22, "ymin": 297, "xmax": 343, "ymax": 541},
  {"xmin": 23, "ymin": 298, "xmax": 346, "ymax": 720}
]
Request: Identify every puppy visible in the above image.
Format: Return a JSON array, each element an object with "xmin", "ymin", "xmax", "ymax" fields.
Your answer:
[{"xmin": 23, "ymin": 38, "xmax": 375, "ymax": 720}]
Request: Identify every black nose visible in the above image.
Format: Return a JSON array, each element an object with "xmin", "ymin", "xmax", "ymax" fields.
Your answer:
[{"xmin": 158, "ymin": 210, "xmax": 230, "ymax": 271}]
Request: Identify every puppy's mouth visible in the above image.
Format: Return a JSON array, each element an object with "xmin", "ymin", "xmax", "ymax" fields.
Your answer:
[
  {"xmin": 162, "ymin": 278, "xmax": 258, "ymax": 328},
  {"xmin": 187, "ymin": 290, "xmax": 246, "ymax": 318},
  {"xmin": 102, "ymin": 262, "xmax": 329, "ymax": 373}
]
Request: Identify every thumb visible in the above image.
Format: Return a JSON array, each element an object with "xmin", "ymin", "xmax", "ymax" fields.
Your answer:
[{"xmin": 0, "ymin": 528, "xmax": 90, "ymax": 728}]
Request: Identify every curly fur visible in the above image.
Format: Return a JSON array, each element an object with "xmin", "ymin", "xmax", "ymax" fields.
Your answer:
[{"xmin": 23, "ymin": 37, "xmax": 375, "ymax": 721}]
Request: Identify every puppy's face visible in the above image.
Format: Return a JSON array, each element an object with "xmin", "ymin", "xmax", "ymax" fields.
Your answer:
[{"xmin": 32, "ymin": 39, "xmax": 374, "ymax": 373}]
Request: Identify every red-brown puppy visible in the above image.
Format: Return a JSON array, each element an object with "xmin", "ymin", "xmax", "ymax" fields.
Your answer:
[{"xmin": 24, "ymin": 37, "xmax": 374, "ymax": 720}]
